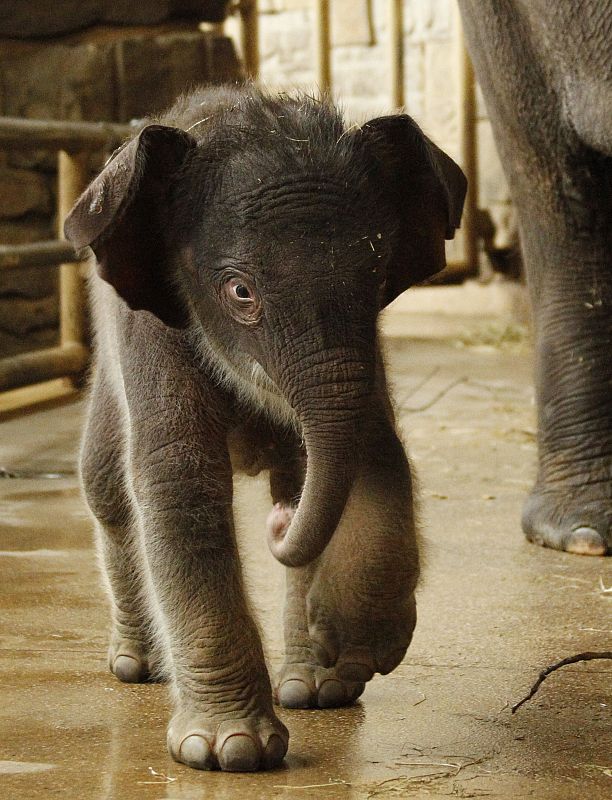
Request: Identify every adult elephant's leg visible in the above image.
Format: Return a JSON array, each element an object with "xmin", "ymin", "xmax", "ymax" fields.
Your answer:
[
  {"xmin": 519, "ymin": 165, "xmax": 612, "ymax": 555},
  {"xmin": 122, "ymin": 328, "xmax": 287, "ymax": 772},
  {"xmin": 458, "ymin": 0, "xmax": 612, "ymax": 555}
]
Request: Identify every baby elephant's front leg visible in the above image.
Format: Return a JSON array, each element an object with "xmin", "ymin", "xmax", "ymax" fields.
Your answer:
[
  {"xmin": 272, "ymin": 400, "xmax": 418, "ymax": 710},
  {"xmin": 131, "ymin": 432, "xmax": 287, "ymax": 772},
  {"xmin": 306, "ymin": 406, "xmax": 419, "ymax": 684}
]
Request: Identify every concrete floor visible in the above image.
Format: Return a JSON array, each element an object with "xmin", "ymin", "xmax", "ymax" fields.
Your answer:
[{"xmin": 1, "ymin": 321, "xmax": 610, "ymax": 799}]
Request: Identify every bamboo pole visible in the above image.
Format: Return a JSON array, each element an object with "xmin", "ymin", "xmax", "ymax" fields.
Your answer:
[
  {"xmin": 0, "ymin": 241, "xmax": 80, "ymax": 272},
  {"xmin": 239, "ymin": 0, "xmax": 260, "ymax": 79},
  {"xmin": 0, "ymin": 344, "xmax": 88, "ymax": 393},
  {"xmin": 57, "ymin": 150, "xmax": 89, "ymax": 355},
  {"xmin": 0, "ymin": 117, "xmax": 132, "ymax": 152},
  {"xmin": 389, "ymin": 0, "xmax": 405, "ymax": 109},
  {"xmin": 456, "ymin": 12, "xmax": 478, "ymax": 276},
  {"xmin": 315, "ymin": 0, "xmax": 332, "ymax": 94},
  {"xmin": 0, "ymin": 114, "xmax": 132, "ymax": 404},
  {"xmin": 0, "ymin": 378, "xmax": 79, "ymax": 417}
]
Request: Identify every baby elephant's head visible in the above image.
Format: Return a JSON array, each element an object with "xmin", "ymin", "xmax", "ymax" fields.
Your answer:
[{"xmin": 65, "ymin": 88, "xmax": 466, "ymax": 567}]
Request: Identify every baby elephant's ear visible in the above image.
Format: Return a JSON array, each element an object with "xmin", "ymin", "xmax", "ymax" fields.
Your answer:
[
  {"xmin": 64, "ymin": 124, "xmax": 196, "ymax": 327},
  {"xmin": 360, "ymin": 115, "xmax": 467, "ymax": 307}
]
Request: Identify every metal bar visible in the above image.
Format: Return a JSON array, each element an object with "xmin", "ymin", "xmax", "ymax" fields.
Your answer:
[
  {"xmin": 239, "ymin": 0, "xmax": 259, "ymax": 79},
  {"xmin": 315, "ymin": 0, "xmax": 332, "ymax": 93},
  {"xmin": 0, "ymin": 117, "xmax": 134, "ymax": 153},
  {"xmin": 57, "ymin": 151, "xmax": 89, "ymax": 350},
  {"xmin": 389, "ymin": 0, "xmax": 405, "ymax": 109},
  {"xmin": 0, "ymin": 378, "xmax": 78, "ymax": 417},
  {"xmin": 0, "ymin": 344, "xmax": 88, "ymax": 393},
  {"xmin": 0, "ymin": 241, "xmax": 81, "ymax": 272},
  {"xmin": 456, "ymin": 14, "xmax": 478, "ymax": 276}
]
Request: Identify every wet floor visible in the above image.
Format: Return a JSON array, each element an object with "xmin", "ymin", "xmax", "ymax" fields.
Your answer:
[{"xmin": 1, "ymin": 324, "xmax": 610, "ymax": 799}]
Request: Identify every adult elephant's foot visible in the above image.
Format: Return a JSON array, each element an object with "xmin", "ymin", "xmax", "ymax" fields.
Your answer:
[
  {"xmin": 167, "ymin": 709, "xmax": 288, "ymax": 771},
  {"xmin": 275, "ymin": 661, "xmax": 365, "ymax": 709},
  {"xmin": 522, "ymin": 488, "xmax": 611, "ymax": 556}
]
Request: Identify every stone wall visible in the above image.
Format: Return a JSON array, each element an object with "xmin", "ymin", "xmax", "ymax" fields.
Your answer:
[
  {"xmin": 0, "ymin": 24, "xmax": 241, "ymax": 357},
  {"xmin": 228, "ymin": 0, "xmax": 517, "ymax": 271},
  {"xmin": 0, "ymin": 1, "xmax": 229, "ymax": 37}
]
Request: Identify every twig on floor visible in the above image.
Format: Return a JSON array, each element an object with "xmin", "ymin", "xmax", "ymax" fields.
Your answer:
[
  {"xmin": 511, "ymin": 651, "xmax": 612, "ymax": 713},
  {"xmin": 412, "ymin": 691, "xmax": 427, "ymax": 706},
  {"xmin": 396, "ymin": 367, "xmax": 440, "ymax": 407},
  {"xmin": 403, "ymin": 377, "xmax": 465, "ymax": 413},
  {"xmin": 394, "ymin": 760, "xmax": 460, "ymax": 768},
  {"xmin": 366, "ymin": 758, "xmax": 486, "ymax": 796},
  {"xmin": 273, "ymin": 780, "xmax": 350, "ymax": 790},
  {"xmin": 583, "ymin": 764, "xmax": 612, "ymax": 778},
  {"xmin": 599, "ymin": 576, "xmax": 612, "ymax": 595},
  {"xmin": 136, "ymin": 766, "xmax": 176, "ymax": 784}
]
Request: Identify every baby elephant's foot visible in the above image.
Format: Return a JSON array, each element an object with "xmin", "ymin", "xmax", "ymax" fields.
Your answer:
[
  {"xmin": 167, "ymin": 710, "xmax": 288, "ymax": 772},
  {"xmin": 275, "ymin": 662, "xmax": 365, "ymax": 709},
  {"xmin": 308, "ymin": 591, "xmax": 417, "ymax": 684},
  {"xmin": 108, "ymin": 637, "xmax": 157, "ymax": 684}
]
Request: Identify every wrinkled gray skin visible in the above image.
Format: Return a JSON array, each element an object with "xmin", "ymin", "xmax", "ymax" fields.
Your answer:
[
  {"xmin": 65, "ymin": 85, "xmax": 466, "ymax": 772},
  {"xmin": 458, "ymin": 0, "xmax": 612, "ymax": 555}
]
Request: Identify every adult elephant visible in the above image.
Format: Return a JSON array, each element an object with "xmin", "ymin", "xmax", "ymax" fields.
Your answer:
[{"xmin": 458, "ymin": 0, "xmax": 612, "ymax": 555}]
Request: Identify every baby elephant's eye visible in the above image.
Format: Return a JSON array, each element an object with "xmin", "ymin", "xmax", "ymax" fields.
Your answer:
[
  {"xmin": 233, "ymin": 283, "xmax": 252, "ymax": 300},
  {"xmin": 222, "ymin": 275, "xmax": 262, "ymax": 324},
  {"xmin": 224, "ymin": 276, "xmax": 256, "ymax": 303}
]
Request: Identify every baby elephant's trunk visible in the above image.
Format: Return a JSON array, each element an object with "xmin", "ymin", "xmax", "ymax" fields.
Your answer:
[{"xmin": 267, "ymin": 353, "xmax": 373, "ymax": 567}]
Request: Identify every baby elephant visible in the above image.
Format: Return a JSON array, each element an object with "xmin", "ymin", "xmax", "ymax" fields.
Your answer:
[{"xmin": 65, "ymin": 85, "xmax": 466, "ymax": 772}]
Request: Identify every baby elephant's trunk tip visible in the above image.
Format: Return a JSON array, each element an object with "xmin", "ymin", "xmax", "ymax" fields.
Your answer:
[
  {"xmin": 266, "ymin": 503, "xmax": 299, "ymax": 566},
  {"xmin": 265, "ymin": 452, "xmax": 358, "ymax": 568}
]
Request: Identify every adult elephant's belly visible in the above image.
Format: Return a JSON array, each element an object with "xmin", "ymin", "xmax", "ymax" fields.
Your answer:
[{"xmin": 563, "ymin": 77, "xmax": 612, "ymax": 156}]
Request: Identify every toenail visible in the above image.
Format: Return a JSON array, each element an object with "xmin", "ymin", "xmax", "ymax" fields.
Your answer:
[
  {"xmin": 178, "ymin": 735, "xmax": 214, "ymax": 770},
  {"xmin": 113, "ymin": 654, "xmax": 144, "ymax": 683},
  {"xmin": 277, "ymin": 679, "xmax": 313, "ymax": 708},
  {"xmin": 348, "ymin": 682, "xmax": 366, "ymax": 702},
  {"xmin": 218, "ymin": 734, "xmax": 260, "ymax": 772},
  {"xmin": 317, "ymin": 679, "xmax": 347, "ymax": 708},
  {"xmin": 567, "ymin": 527, "xmax": 607, "ymax": 556},
  {"xmin": 262, "ymin": 733, "xmax": 287, "ymax": 768}
]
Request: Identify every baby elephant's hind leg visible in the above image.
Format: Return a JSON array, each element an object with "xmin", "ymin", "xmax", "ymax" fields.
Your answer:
[{"xmin": 81, "ymin": 374, "xmax": 158, "ymax": 683}]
